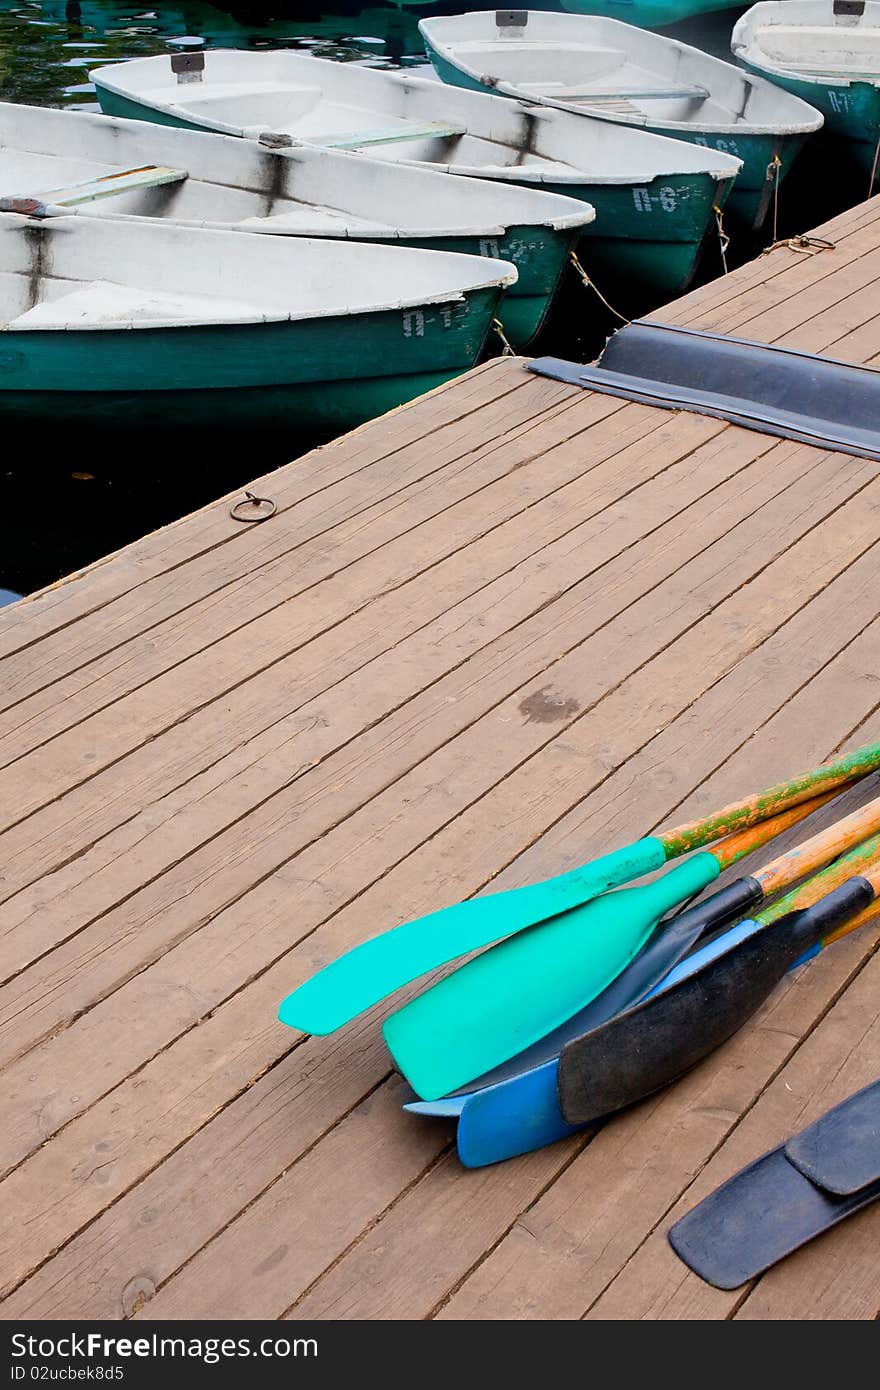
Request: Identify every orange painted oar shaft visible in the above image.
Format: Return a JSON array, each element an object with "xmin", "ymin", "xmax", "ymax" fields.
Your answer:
[
  {"xmin": 708, "ymin": 790, "xmax": 839, "ymax": 872},
  {"xmin": 756, "ymin": 828, "xmax": 880, "ymax": 925},
  {"xmin": 751, "ymin": 794, "xmax": 880, "ymax": 896}
]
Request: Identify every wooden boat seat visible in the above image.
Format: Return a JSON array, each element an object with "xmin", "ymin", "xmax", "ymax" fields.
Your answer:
[
  {"xmin": 8, "ymin": 279, "xmax": 264, "ymax": 329},
  {"xmin": 309, "ymin": 123, "xmax": 467, "ymax": 150},
  {"xmin": 757, "ymin": 24, "xmax": 880, "ymax": 77}
]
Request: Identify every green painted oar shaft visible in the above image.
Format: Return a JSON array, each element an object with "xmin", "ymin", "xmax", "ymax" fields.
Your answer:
[
  {"xmin": 659, "ymin": 740, "xmax": 880, "ymax": 857},
  {"xmin": 383, "ymin": 853, "xmax": 721, "ymax": 1101},
  {"xmin": 755, "ymin": 826, "xmax": 880, "ymax": 926}
]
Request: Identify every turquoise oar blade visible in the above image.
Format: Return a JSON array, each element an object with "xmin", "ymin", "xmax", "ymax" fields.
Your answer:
[
  {"xmin": 383, "ymin": 852, "xmax": 720, "ymax": 1100},
  {"xmin": 278, "ymin": 837, "xmax": 665, "ymax": 1035}
]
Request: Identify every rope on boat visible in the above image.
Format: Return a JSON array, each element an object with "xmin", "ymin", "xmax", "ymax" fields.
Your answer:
[
  {"xmin": 569, "ymin": 251, "xmax": 630, "ymax": 325},
  {"xmin": 759, "ymin": 234, "xmax": 837, "ymax": 259},
  {"xmin": 868, "ymin": 127, "xmax": 880, "ymax": 199},
  {"xmin": 713, "ymin": 204, "xmax": 730, "ymax": 275},
  {"xmin": 766, "ymin": 153, "xmax": 783, "ymax": 246},
  {"xmin": 492, "ymin": 317, "xmax": 516, "ymax": 356}
]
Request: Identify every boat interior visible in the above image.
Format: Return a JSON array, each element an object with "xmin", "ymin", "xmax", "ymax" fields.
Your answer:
[
  {"xmin": 0, "ymin": 214, "xmax": 510, "ymax": 331},
  {"xmin": 753, "ymin": 25, "xmax": 880, "ymax": 78}
]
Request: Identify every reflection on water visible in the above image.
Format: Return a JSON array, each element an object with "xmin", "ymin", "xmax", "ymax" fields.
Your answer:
[{"xmin": 0, "ymin": 2, "xmax": 847, "ymax": 595}]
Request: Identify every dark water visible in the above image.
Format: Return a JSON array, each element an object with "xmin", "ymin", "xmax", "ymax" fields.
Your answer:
[{"xmin": 0, "ymin": 2, "xmax": 841, "ymax": 596}]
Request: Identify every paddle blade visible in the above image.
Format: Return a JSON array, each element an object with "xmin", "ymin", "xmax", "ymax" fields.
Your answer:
[
  {"xmin": 443, "ymin": 875, "xmax": 763, "ymax": 1098},
  {"xmin": 558, "ymin": 880, "xmax": 873, "ymax": 1126},
  {"xmin": 383, "ymin": 853, "xmax": 720, "ymax": 1100},
  {"xmin": 278, "ymin": 837, "xmax": 665, "ymax": 1035},
  {"xmin": 455, "ymin": 1060, "xmax": 581, "ymax": 1168}
]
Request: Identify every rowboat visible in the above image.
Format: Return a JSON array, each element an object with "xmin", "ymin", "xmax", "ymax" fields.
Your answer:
[
  {"xmin": 0, "ymin": 211, "xmax": 515, "ymax": 430},
  {"xmin": 90, "ymin": 49, "xmax": 742, "ymax": 302},
  {"xmin": 0, "ymin": 101, "xmax": 592, "ymax": 350},
  {"xmin": 733, "ymin": 1, "xmax": 880, "ymax": 193},
  {"xmin": 420, "ymin": 10, "xmax": 823, "ymax": 230},
  {"xmin": 403, "ymin": 1, "xmax": 735, "ymax": 23}
]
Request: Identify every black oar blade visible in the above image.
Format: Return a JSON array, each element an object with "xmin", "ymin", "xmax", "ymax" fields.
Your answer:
[
  {"xmin": 670, "ymin": 1077, "xmax": 880, "ymax": 1288},
  {"xmin": 557, "ymin": 879, "xmax": 873, "ymax": 1127},
  {"xmin": 446, "ymin": 877, "xmax": 762, "ymax": 1098},
  {"xmin": 668, "ymin": 1146, "xmax": 880, "ymax": 1289}
]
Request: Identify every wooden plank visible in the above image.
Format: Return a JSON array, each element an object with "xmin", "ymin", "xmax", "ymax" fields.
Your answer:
[
  {"xmin": 0, "ymin": 366, "xmax": 567, "ymax": 726},
  {"xmin": 1, "ymin": 167, "xmax": 188, "ymax": 218},
  {"xmin": 0, "ymin": 410, "xmax": 748, "ymax": 970},
  {"xmin": 0, "ymin": 358, "xmax": 523, "ymax": 662},
  {"xmin": 0, "ymin": 431, "xmax": 868, "ymax": 1096},
  {"xmin": 3, "ymin": 489, "xmax": 880, "ymax": 1310}
]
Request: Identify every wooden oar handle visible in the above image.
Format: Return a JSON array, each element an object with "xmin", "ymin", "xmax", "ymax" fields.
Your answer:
[
  {"xmin": 661, "ymin": 739, "xmax": 880, "ymax": 858},
  {"xmin": 708, "ymin": 790, "xmax": 838, "ymax": 872},
  {"xmin": 753, "ymin": 793, "xmax": 880, "ymax": 894},
  {"xmin": 757, "ymin": 828, "xmax": 880, "ymax": 924}
]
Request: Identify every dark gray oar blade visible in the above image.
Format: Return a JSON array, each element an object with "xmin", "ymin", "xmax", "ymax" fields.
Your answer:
[
  {"xmin": 446, "ymin": 877, "xmax": 761, "ymax": 1098},
  {"xmin": 670, "ymin": 1077, "xmax": 880, "ymax": 1288},
  {"xmin": 558, "ymin": 879, "xmax": 874, "ymax": 1127}
]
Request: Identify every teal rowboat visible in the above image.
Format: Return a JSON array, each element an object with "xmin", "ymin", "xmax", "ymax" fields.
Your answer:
[
  {"xmin": 0, "ymin": 102, "xmax": 593, "ymax": 351},
  {"xmin": 733, "ymin": 1, "xmax": 880, "ymax": 194},
  {"xmin": 0, "ymin": 213, "xmax": 514, "ymax": 430},
  {"xmin": 420, "ymin": 10, "xmax": 822, "ymax": 231},
  {"xmin": 90, "ymin": 50, "xmax": 742, "ymax": 302}
]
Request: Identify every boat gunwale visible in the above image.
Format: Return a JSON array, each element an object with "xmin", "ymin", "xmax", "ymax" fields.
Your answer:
[
  {"xmin": 0, "ymin": 213, "xmax": 519, "ymax": 332},
  {"xmin": 0, "ymin": 102, "xmax": 596, "ymax": 239},
  {"xmin": 420, "ymin": 10, "xmax": 824, "ymax": 138},
  {"xmin": 88, "ymin": 56, "xmax": 744, "ymax": 185}
]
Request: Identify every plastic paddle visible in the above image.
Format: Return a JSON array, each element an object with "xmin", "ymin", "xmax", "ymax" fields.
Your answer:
[
  {"xmin": 668, "ymin": 1078, "xmax": 880, "ymax": 1289},
  {"xmin": 278, "ymin": 740, "xmax": 880, "ymax": 1037},
  {"xmin": 405, "ymin": 821, "xmax": 880, "ymax": 1165},
  {"xmin": 558, "ymin": 841, "xmax": 880, "ymax": 1127},
  {"xmin": 434, "ymin": 787, "xmax": 845, "ymax": 1098},
  {"xmin": 383, "ymin": 787, "xmax": 864, "ymax": 1100}
]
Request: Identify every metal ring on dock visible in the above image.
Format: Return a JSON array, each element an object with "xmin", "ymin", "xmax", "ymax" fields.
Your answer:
[{"xmin": 230, "ymin": 491, "xmax": 276, "ymax": 523}]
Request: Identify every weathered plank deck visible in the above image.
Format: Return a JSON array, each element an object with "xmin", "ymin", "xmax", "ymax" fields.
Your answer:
[{"xmin": 2, "ymin": 195, "xmax": 880, "ymax": 1322}]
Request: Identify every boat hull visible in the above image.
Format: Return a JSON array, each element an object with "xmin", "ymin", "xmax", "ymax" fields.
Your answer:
[
  {"xmin": 426, "ymin": 48, "xmax": 803, "ymax": 233},
  {"xmin": 563, "ymin": 172, "xmax": 731, "ymax": 297},
  {"xmin": 90, "ymin": 89, "xmax": 574, "ymax": 350},
  {"xmin": 0, "ymin": 287, "xmax": 503, "ymax": 431},
  {"xmin": 738, "ymin": 62, "xmax": 880, "ymax": 193}
]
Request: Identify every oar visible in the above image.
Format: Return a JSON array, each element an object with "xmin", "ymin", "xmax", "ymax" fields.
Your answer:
[
  {"xmin": 278, "ymin": 741, "xmax": 880, "ymax": 1037},
  {"xmin": 383, "ymin": 785, "xmax": 880, "ymax": 1100},
  {"xmin": 558, "ymin": 835, "xmax": 880, "ymax": 1127},
  {"xmin": 437, "ymin": 787, "xmax": 852, "ymax": 1098},
  {"xmin": 403, "ymin": 816, "xmax": 880, "ymax": 1165}
]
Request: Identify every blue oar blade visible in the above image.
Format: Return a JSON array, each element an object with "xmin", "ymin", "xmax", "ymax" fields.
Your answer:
[
  {"xmin": 403, "ymin": 1097, "xmax": 467, "ymax": 1118},
  {"xmin": 456, "ymin": 1060, "xmax": 585, "ymax": 1168}
]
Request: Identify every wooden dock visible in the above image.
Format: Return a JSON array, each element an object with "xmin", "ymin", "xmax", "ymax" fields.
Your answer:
[{"xmin": 2, "ymin": 194, "xmax": 880, "ymax": 1322}]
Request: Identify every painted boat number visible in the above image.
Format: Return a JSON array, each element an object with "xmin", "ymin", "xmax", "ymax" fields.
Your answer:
[
  {"xmin": 632, "ymin": 185, "xmax": 679, "ymax": 213},
  {"xmin": 695, "ymin": 134, "xmax": 741, "ymax": 156},
  {"xmin": 829, "ymin": 91, "xmax": 850, "ymax": 114},
  {"xmin": 403, "ymin": 304, "xmax": 466, "ymax": 337}
]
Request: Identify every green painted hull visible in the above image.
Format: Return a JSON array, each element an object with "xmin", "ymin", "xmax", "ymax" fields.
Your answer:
[
  {"xmin": 405, "ymin": 227, "xmax": 580, "ymax": 348},
  {"xmin": 94, "ymin": 88, "xmax": 575, "ymax": 350},
  {"xmin": 427, "ymin": 48, "xmax": 803, "ymax": 234},
  {"xmin": 0, "ymin": 287, "xmax": 502, "ymax": 431},
  {"xmin": 95, "ymin": 81, "xmax": 728, "ymax": 303},
  {"xmin": 739, "ymin": 59, "xmax": 880, "ymax": 193}
]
